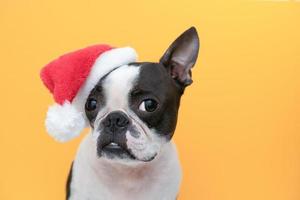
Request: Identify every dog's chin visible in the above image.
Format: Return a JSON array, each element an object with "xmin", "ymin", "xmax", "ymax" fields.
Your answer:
[
  {"xmin": 100, "ymin": 143, "xmax": 136, "ymax": 160},
  {"xmin": 99, "ymin": 143, "xmax": 157, "ymax": 163}
]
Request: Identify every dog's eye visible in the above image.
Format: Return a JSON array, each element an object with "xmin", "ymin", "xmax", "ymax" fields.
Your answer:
[
  {"xmin": 85, "ymin": 98, "xmax": 97, "ymax": 111},
  {"xmin": 139, "ymin": 99, "xmax": 158, "ymax": 112}
]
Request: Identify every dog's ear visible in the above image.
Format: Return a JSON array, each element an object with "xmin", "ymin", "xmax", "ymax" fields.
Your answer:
[{"xmin": 160, "ymin": 27, "xmax": 200, "ymax": 87}]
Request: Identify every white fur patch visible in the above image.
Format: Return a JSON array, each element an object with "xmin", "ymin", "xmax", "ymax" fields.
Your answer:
[
  {"xmin": 102, "ymin": 65, "xmax": 140, "ymax": 111},
  {"xmin": 91, "ymin": 65, "xmax": 140, "ymax": 140}
]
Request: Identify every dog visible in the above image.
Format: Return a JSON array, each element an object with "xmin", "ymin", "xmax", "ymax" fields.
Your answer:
[{"xmin": 47, "ymin": 27, "xmax": 199, "ymax": 200}]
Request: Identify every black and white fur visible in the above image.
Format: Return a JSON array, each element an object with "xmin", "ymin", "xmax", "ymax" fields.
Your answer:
[{"xmin": 67, "ymin": 27, "xmax": 200, "ymax": 200}]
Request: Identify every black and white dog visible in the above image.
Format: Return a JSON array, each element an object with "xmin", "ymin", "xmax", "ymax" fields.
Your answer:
[{"xmin": 66, "ymin": 27, "xmax": 199, "ymax": 200}]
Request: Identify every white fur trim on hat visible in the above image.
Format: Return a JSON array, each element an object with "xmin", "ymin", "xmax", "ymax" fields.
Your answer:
[
  {"xmin": 45, "ymin": 47, "xmax": 137, "ymax": 142},
  {"xmin": 72, "ymin": 47, "xmax": 138, "ymax": 110}
]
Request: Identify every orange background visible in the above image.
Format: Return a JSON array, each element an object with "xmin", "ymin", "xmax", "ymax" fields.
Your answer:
[{"xmin": 0, "ymin": 0, "xmax": 299, "ymax": 199}]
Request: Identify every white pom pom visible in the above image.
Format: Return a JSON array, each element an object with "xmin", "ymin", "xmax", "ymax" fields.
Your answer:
[{"xmin": 45, "ymin": 101, "xmax": 86, "ymax": 142}]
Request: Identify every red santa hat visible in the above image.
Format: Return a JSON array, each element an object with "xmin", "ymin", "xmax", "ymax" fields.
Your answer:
[{"xmin": 40, "ymin": 44, "xmax": 137, "ymax": 142}]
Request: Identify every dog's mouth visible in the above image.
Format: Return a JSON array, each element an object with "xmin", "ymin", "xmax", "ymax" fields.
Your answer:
[{"xmin": 100, "ymin": 142, "xmax": 136, "ymax": 160}]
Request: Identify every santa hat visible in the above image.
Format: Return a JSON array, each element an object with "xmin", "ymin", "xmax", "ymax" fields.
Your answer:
[{"xmin": 40, "ymin": 44, "xmax": 137, "ymax": 142}]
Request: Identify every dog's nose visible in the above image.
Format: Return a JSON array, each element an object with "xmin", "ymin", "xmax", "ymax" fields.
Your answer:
[{"xmin": 101, "ymin": 111, "xmax": 130, "ymax": 134}]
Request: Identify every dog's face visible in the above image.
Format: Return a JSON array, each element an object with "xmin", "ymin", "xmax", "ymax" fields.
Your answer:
[{"xmin": 85, "ymin": 27, "xmax": 199, "ymax": 163}]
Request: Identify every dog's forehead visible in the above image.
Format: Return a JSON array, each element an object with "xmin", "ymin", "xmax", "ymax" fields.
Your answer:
[
  {"xmin": 100, "ymin": 64, "xmax": 140, "ymax": 108},
  {"xmin": 101, "ymin": 63, "xmax": 174, "ymax": 100},
  {"xmin": 135, "ymin": 62, "xmax": 174, "ymax": 95},
  {"xmin": 102, "ymin": 64, "xmax": 140, "ymax": 91}
]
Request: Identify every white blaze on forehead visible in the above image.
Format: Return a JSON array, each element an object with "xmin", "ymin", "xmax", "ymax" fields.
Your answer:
[{"xmin": 102, "ymin": 65, "xmax": 140, "ymax": 111}]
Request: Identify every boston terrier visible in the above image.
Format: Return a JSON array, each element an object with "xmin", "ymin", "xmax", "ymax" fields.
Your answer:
[{"xmin": 65, "ymin": 27, "xmax": 199, "ymax": 200}]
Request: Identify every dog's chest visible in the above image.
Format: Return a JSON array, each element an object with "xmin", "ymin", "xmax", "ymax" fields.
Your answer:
[{"xmin": 71, "ymin": 174, "xmax": 167, "ymax": 200}]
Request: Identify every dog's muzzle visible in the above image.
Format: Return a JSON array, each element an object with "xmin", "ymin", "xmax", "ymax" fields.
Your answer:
[{"xmin": 97, "ymin": 111, "xmax": 135, "ymax": 159}]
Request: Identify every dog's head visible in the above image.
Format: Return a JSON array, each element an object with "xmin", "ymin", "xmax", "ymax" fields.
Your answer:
[{"xmin": 84, "ymin": 27, "xmax": 199, "ymax": 163}]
